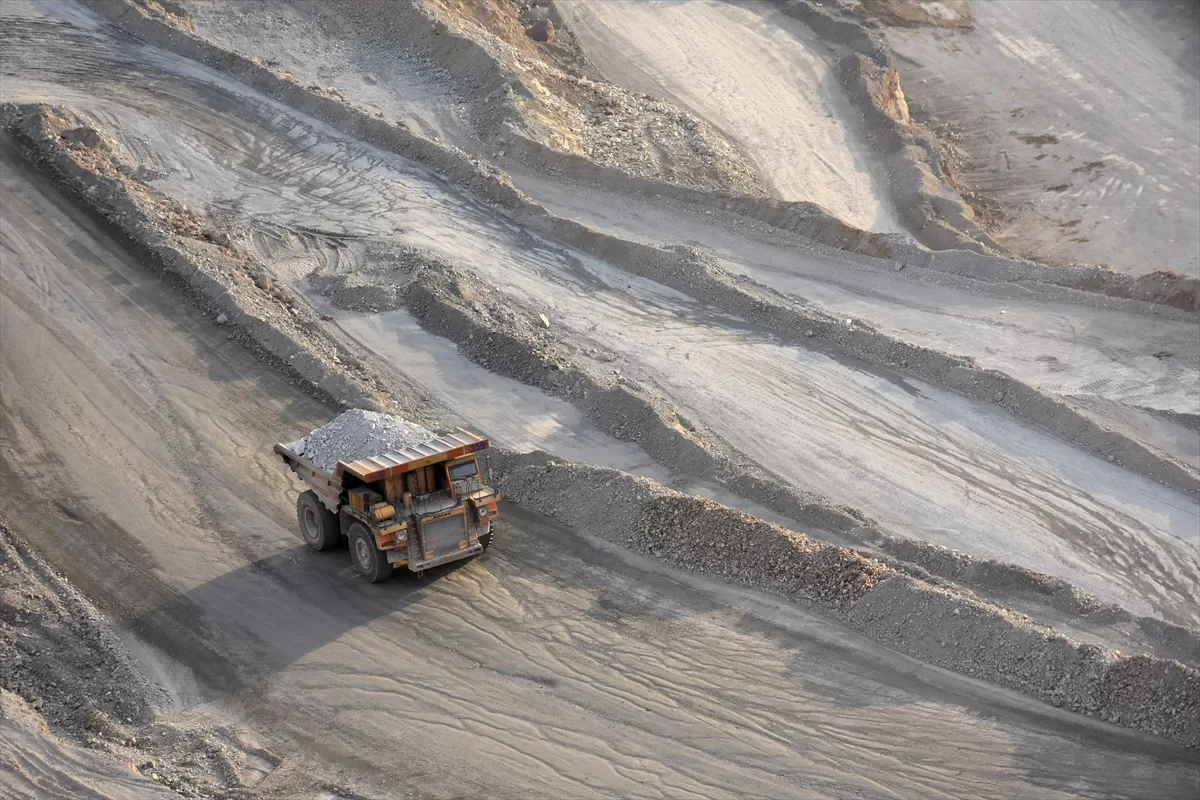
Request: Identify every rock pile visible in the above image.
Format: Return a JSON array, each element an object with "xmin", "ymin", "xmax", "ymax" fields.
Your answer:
[
  {"xmin": 489, "ymin": 452, "xmax": 1200, "ymax": 748},
  {"xmin": 293, "ymin": 409, "xmax": 435, "ymax": 470}
]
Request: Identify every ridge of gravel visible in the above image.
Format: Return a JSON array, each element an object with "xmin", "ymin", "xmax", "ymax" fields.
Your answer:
[
  {"xmin": 510, "ymin": 211, "xmax": 1200, "ymax": 497},
  {"xmin": 314, "ymin": 243, "xmax": 1200, "ymax": 664},
  {"xmin": 0, "ymin": 525, "xmax": 165, "ymax": 735},
  {"xmin": 0, "ymin": 102, "xmax": 423, "ymax": 427},
  {"xmin": 79, "ymin": 0, "xmax": 1200, "ymax": 314},
  {"xmin": 310, "ymin": 244, "xmax": 866, "ymax": 538},
  {"xmin": 0, "ymin": 522, "xmax": 270, "ymax": 798},
  {"xmin": 10, "ymin": 100, "xmax": 1198, "ymax": 746},
  {"xmin": 863, "ymin": 533, "xmax": 1200, "ymax": 667},
  {"xmin": 490, "ymin": 453, "xmax": 1200, "ymax": 748},
  {"xmin": 765, "ymin": 0, "xmax": 1200, "ymax": 312}
]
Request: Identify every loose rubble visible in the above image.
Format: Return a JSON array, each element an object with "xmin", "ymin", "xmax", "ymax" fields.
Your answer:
[
  {"xmin": 490, "ymin": 453, "xmax": 1200, "ymax": 748},
  {"xmin": 293, "ymin": 409, "xmax": 436, "ymax": 470},
  {"xmin": 427, "ymin": 0, "xmax": 765, "ymax": 195},
  {"xmin": 0, "ymin": 524, "xmax": 258, "ymax": 798}
]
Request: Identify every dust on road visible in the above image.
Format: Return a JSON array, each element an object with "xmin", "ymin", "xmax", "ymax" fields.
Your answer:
[{"xmin": 3, "ymin": 125, "xmax": 1198, "ymax": 799}]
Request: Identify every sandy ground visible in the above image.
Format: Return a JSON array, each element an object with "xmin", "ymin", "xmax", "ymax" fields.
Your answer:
[
  {"xmin": 888, "ymin": 0, "xmax": 1200, "ymax": 276},
  {"xmin": 507, "ymin": 167, "xmax": 1200, "ymax": 433},
  {"xmin": 3, "ymin": 713, "xmax": 176, "ymax": 800},
  {"xmin": 183, "ymin": 0, "xmax": 467, "ymax": 147},
  {"xmin": 3, "ymin": 1, "xmax": 1200, "ymax": 794},
  {"xmin": 555, "ymin": 0, "xmax": 903, "ymax": 232},
  {"xmin": 323, "ymin": 303, "xmax": 665, "ymax": 477},
  {"xmin": 7, "ymin": 125, "xmax": 1199, "ymax": 800},
  {"xmin": 3, "ymin": 0, "xmax": 1195, "ymax": 629}
]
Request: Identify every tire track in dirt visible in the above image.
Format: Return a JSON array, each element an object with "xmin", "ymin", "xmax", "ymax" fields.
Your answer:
[
  {"xmin": 7, "ymin": 0, "xmax": 1200, "ymax": 767},
  {"xmin": 5, "ymin": 0, "xmax": 1194, "ymax": 629},
  {"xmin": 10, "ymin": 148, "xmax": 1194, "ymax": 795}
]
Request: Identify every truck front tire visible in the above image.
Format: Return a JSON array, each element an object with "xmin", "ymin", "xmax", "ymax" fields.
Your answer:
[
  {"xmin": 298, "ymin": 491, "xmax": 340, "ymax": 552},
  {"xmin": 348, "ymin": 522, "xmax": 393, "ymax": 583}
]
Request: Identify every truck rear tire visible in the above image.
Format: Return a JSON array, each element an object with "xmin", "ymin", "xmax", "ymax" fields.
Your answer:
[
  {"xmin": 298, "ymin": 491, "xmax": 340, "ymax": 552},
  {"xmin": 348, "ymin": 522, "xmax": 392, "ymax": 583}
]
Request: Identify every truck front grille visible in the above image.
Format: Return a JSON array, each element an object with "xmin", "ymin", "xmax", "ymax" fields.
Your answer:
[{"xmin": 421, "ymin": 512, "xmax": 467, "ymax": 560}]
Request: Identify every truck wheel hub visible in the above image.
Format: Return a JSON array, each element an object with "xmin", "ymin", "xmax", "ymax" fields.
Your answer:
[
  {"xmin": 302, "ymin": 507, "xmax": 318, "ymax": 540},
  {"xmin": 354, "ymin": 536, "xmax": 372, "ymax": 567}
]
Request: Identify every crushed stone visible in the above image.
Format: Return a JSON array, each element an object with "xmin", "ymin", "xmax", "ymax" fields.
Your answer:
[
  {"xmin": 489, "ymin": 453, "xmax": 1200, "ymax": 748},
  {"xmin": 294, "ymin": 409, "xmax": 435, "ymax": 470}
]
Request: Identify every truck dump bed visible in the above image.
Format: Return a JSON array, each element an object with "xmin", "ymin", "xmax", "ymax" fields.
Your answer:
[{"xmin": 274, "ymin": 429, "xmax": 490, "ymax": 511}]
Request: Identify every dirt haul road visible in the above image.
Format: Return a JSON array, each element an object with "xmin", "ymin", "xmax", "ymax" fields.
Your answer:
[
  {"xmin": 2, "ymin": 0, "xmax": 1197, "ymax": 628},
  {"xmin": 2, "ymin": 1, "xmax": 1200, "ymax": 795},
  {"xmin": 8, "ymin": 132, "xmax": 1200, "ymax": 800},
  {"xmin": 21, "ymin": 0, "xmax": 1200, "ymax": 623}
]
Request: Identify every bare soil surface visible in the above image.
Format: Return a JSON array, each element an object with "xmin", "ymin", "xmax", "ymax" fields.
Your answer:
[
  {"xmin": 888, "ymin": 0, "xmax": 1200, "ymax": 276},
  {"xmin": 7, "ymin": 127, "xmax": 1198, "ymax": 799},
  {"xmin": 853, "ymin": 0, "xmax": 974, "ymax": 31},
  {"xmin": 180, "ymin": 0, "xmax": 470, "ymax": 147},
  {"xmin": 4, "ymin": 0, "xmax": 1197, "ymax": 631},
  {"xmin": 555, "ymin": 0, "xmax": 903, "ymax": 232},
  {"xmin": 182, "ymin": 0, "xmax": 765, "ymax": 198},
  {"xmin": 507, "ymin": 165, "xmax": 1200, "ymax": 419},
  {"xmin": 2, "ymin": 0, "xmax": 1199, "ymax": 795},
  {"xmin": 501, "ymin": 167, "xmax": 1200, "ymax": 626}
]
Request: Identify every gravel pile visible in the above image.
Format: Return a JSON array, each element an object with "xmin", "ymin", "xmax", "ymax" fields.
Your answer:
[
  {"xmin": 489, "ymin": 452, "xmax": 891, "ymax": 606},
  {"xmin": 293, "ymin": 409, "xmax": 435, "ymax": 470},
  {"xmin": 568, "ymin": 79, "xmax": 763, "ymax": 196},
  {"xmin": 423, "ymin": 0, "xmax": 766, "ymax": 196},
  {"xmin": 489, "ymin": 452, "xmax": 1200, "ymax": 748},
  {"xmin": 323, "ymin": 243, "xmax": 1200, "ymax": 665}
]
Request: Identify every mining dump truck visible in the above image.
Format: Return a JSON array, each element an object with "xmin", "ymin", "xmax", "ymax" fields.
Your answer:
[{"xmin": 275, "ymin": 430, "xmax": 499, "ymax": 582}]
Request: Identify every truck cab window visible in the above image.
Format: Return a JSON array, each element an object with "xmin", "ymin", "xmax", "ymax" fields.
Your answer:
[{"xmin": 449, "ymin": 460, "xmax": 478, "ymax": 481}]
